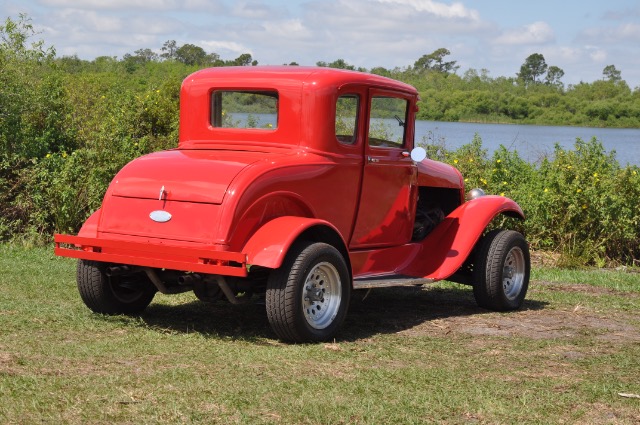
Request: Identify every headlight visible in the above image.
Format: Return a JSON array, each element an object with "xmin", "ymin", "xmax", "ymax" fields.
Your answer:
[{"xmin": 467, "ymin": 188, "xmax": 486, "ymax": 200}]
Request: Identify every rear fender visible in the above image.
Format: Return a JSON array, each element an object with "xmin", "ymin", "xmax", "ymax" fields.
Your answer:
[
  {"xmin": 78, "ymin": 209, "xmax": 102, "ymax": 238},
  {"xmin": 243, "ymin": 216, "xmax": 347, "ymax": 269},
  {"xmin": 401, "ymin": 196, "xmax": 525, "ymax": 280}
]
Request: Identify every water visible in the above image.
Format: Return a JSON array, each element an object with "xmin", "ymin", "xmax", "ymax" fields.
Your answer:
[
  {"xmin": 229, "ymin": 113, "xmax": 640, "ymax": 166},
  {"xmin": 415, "ymin": 121, "xmax": 640, "ymax": 166}
]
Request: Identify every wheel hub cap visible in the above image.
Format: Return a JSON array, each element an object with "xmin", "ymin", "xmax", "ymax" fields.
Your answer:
[
  {"xmin": 502, "ymin": 247, "xmax": 526, "ymax": 300},
  {"xmin": 302, "ymin": 262, "xmax": 342, "ymax": 330}
]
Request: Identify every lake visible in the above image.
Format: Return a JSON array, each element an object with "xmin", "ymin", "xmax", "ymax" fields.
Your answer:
[
  {"xmin": 415, "ymin": 121, "xmax": 640, "ymax": 166},
  {"xmin": 228, "ymin": 113, "xmax": 640, "ymax": 166}
]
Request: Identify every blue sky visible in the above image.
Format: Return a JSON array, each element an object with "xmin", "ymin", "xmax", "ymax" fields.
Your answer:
[{"xmin": 3, "ymin": 0, "xmax": 640, "ymax": 88}]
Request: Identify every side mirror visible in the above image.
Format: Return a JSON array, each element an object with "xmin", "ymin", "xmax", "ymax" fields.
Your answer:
[{"xmin": 410, "ymin": 147, "xmax": 427, "ymax": 162}]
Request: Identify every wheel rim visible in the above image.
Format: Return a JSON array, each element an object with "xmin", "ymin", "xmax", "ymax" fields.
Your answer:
[
  {"xmin": 502, "ymin": 246, "xmax": 526, "ymax": 300},
  {"xmin": 302, "ymin": 262, "xmax": 342, "ymax": 330}
]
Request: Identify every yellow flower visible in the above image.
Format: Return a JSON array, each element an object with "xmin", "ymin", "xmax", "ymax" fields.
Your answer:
[
  {"xmin": 46, "ymin": 153, "xmax": 51, "ymax": 158},
  {"xmin": 469, "ymin": 158, "xmax": 474, "ymax": 163},
  {"xmin": 500, "ymin": 192, "xmax": 505, "ymax": 196},
  {"xmin": 496, "ymin": 159, "xmax": 501, "ymax": 163},
  {"xmin": 577, "ymin": 189, "xmax": 582, "ymax": 193},
  {"xmin": 453, "ymin": 159, "xmax": 458, "ymax": 164},
  {"xmin": 62, "ymin": 152, "xmax": 67, "ymax": 158},
  {"xmin": 593, "ymin": 172, "xmax": 598, "ymax": 177},
  {"xmin": 502, "ymin": 181, "xmax": 507, "ymax": 185},
  {"xmin": 464, "ymin": 178, "xmax": 468, "ymax": 182},
  {"xmin": 544, "ymin": 188, "xmax": 548, "ymax": 192},
  {"xmin": 582, "ymin": 204, "xmax": 588, "ymax": 209}
]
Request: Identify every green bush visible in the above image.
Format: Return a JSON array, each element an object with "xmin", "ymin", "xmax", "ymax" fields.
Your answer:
[{"xmin": 431, "ymin": 136, "xmax": 640, "ymax": 266}]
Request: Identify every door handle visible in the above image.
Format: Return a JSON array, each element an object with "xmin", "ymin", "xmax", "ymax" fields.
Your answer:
[{"xmin": 367, "ymin": 156, "xmax": 380, "ymax": 163}]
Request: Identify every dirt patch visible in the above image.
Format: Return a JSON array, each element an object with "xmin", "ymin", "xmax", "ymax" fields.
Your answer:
[
  {"xmin": 400, "ymin": 307, "xmax": 640, "ymax": 343},
  {"xmin": 346, "ymin": 282, "xmax": 640, "ymax": 344}
]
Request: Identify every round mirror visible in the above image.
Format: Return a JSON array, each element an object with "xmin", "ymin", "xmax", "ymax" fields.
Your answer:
[{"xmin": 410, "ymin": 147, "xmax": 427, "ymax": 162}]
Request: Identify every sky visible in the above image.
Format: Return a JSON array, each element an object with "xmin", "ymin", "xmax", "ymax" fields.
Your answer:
[{"xmin": 3, "ymin": 0, "xmax": 640, "ymax": 88}]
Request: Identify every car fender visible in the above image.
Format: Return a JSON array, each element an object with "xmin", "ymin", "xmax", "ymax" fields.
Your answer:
[
  {"xmin": 243, "ymin": 216, "xmax": 347, "ymax": 269},
  {"xmin": 401, "ymin": 195, "xmax": 525, "ymax": 280},
  {"xmin": 78, "ymin": 209, "xmax": 102, "ymax": 238}
]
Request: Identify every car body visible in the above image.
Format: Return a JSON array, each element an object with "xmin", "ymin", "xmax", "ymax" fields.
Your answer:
[{"xmin": 55, "ymin": 66, "xmax": 530, "ymax": 342}]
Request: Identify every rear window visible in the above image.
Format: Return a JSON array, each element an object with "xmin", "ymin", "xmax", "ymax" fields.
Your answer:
[
  {"xmin": 335, "ymin": 95, "xmax": 359, "ymax": 145},
  {"xmin": 211, "ymin": 90, "xmax": 278, "ymax": 129}
]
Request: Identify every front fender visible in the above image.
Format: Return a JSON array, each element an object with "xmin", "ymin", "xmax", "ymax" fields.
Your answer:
[
  {"xmin": 401, "ymin": 195, "xmax": 525, "ymax": 280},
  {"xmin": 242, "ymin": 216, "xmax": 346, "ymax": 269}
]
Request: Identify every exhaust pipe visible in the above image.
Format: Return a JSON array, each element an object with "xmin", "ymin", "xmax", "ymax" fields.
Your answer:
[
  {"xmin": 105, "ymin": 265, "xmax": 140, "ymax": 276},
  {"xmin": 178, "ymin": 273, "xmax": 202, "ymax": 285}
]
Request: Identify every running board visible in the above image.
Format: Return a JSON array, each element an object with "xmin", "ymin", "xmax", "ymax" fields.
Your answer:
[{"xmin": 353, "ymin": 275, "xmax": 436, "ymax": 289}]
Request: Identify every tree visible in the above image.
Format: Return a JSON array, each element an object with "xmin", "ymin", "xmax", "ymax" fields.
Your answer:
[
  {"xmin": 160, "ymin": 40, "xmax": 177, "ymax": 60},
  {"xmin": 518, "ymin": 53, "xmax": 547, "ymax": 86},
  {"xmin": 414, "ymin": 48, "xmax": 459, "ymax": 74},
  {"xmin": 122, "ymin": 48, "xmax": 159, "ymax": 72},
  {"xmin": 316, "ymin": 58, "xmax": 355, "ymax": 70},
  {"xmin": 227, "ymin": 53, "xmax": 256, "ymax": 66},
  {"xmin": 545, "ymin": 65, "xmax": 565, "ymax": 88},
  {"xmin": 175, "ymin": 43, "xmax": 209, "ymax": 66},
  {"xmin": 602, "ymin": 65, "xmax": 622, "ymax": 83}
]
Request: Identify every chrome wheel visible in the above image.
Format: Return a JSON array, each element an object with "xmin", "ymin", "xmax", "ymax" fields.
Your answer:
[
  {"xmin": 302, "ymin": 262, "xmax": 342, "ymax": 330},
  {"xmin": 502, "ymin": 246, "xmax": 526, "ymax": 301}
]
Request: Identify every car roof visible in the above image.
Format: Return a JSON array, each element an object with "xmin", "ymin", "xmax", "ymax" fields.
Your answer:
[{"xmin": 183, "ymin": 66, "xmax": 418, "ymax": 95}]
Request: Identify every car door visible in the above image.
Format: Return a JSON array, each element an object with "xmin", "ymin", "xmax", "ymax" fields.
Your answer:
[{"xmin": 349, "ymin": 90, "xmax": 418, "ymax": 249}]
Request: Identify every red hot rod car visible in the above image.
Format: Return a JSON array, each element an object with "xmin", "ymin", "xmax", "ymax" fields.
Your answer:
[{"xmin": 55, "ymin": 66, "xmax": 530, "ymax": 342}]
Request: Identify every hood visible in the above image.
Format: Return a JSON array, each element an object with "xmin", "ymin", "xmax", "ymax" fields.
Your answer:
[{"xmin": 110, "ymin": 149, "xmax": 268, "ymax": 204}]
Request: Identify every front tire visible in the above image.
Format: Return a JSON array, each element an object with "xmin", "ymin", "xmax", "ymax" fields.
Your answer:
[
  {"xmin": 473, "ymin": 230, "xmax": 530, "ymax": 311},
  {"xmin": 266, "ymin": 242, "xmax": 351, "ymax": 342},
  {"xmin": 77, "ymin": 260, "xmax": 156, "ymax": 314}
]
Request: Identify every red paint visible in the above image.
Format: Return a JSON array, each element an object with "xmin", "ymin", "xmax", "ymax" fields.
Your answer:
[{"xmin": 55, "ymin": 66, "xmax": 525, "ymax": 285}]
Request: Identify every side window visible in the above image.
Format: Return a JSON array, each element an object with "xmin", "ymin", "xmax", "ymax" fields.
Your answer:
[
  {"xmin": 335, "ymin": 95, "xmax": 359, "ymax": 145},
  {"xmin": 211, "ymin": 90, "xmax": 278, "ymax": 129},
  {"xmin": 368, "ymin": 96, "xmax": 408, "ymax": 148}
]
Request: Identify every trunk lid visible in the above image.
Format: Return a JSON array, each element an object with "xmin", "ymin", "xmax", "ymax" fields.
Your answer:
[
  {"xmin": 111, "ymin": 149, "xmax": 265, "ymax": 204},
  {"xmin": 98, "ymin": 149, "xmax": 272, "ymax": 243}
]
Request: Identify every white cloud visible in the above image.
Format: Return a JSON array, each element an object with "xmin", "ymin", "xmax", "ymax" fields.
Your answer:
[
  {"xmin": 199, "ymin": 40, "xmax": 249, "ymax": 56},
  {"xmin": 586, "ymin": 45, "xmax": 607, "ymax": 62},
  {"xmin": 261, "ymin": 19, "xmax": 310, "ymax": 39},
  {"xmin": 231, "ymin": 2, "xmax": 274, "ymax": 19},
  {"xmin": 494, "ymin": 21, "xmax": 555, "ymax": 45},
  {"xmin": 38, "ymin": 0, "xmax": 224, "ymax": 10},
  {"xmin": 375, "ymin": 0, "xmax": 479, "ymax": 20}
]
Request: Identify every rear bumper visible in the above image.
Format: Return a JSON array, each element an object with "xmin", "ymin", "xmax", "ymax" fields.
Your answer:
[{"xmin": 54, "ymin": 234, "xmax": 248, "ymax": 277}]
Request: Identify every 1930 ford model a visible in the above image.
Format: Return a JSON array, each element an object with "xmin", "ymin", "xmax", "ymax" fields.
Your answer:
[{"xmin": 55, "ymin": 66, "xmax": 530, "ymax": 342}]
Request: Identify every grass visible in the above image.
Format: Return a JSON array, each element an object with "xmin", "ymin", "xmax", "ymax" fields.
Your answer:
[{"xmin": 1, "ymin": 245, "xmax": 639, "ymax": 424}]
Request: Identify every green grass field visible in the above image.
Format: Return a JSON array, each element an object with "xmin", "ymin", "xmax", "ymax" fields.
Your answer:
[{"xmin": 1, "ymin": 245, "xmax": 639, "ymax": 424}]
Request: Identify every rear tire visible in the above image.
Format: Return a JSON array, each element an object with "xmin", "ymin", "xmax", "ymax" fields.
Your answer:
[
  {"xmin": 77, "ymin": 260, "xmax": 156, "ymax": 314},
  {"xmin": 473, "ymin": 230, "xmax": 530, "ymax": 311},
  {"xmin": 266, "ymin": 242, "xmax": 351, "ymax": 342}
]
